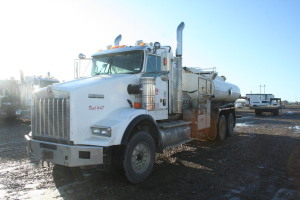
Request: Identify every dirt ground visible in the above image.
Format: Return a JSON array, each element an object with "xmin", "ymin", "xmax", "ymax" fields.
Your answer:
[{"xmin": 1, "ymin": 105, "xmax": 300, "ymax": 200}]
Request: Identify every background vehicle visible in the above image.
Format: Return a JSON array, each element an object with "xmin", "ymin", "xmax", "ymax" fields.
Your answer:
[
  {"xmin": 25, "ymin": 22, "xmax": 240, "ymax": 183},
  {"xmin": 246, "ymin": 94, "xmax": 282, "ymax": 116},
  {"xmin": 252, "ymin": 98, "xmax": 282, "ymax": 116},
  {"xmin": 0, "ymin": 79, "xmax": 20, "ymax": 119},
  {"xmin": 246, "ymin": 93, "xmax": 274, "ymax": 107},
  {"xmin": 16, "ymin": 72, "xmax": 59, "ymax": 120}
]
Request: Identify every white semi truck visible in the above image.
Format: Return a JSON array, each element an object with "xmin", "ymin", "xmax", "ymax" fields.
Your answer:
[{"xmin": 25, "ymin": 22, "xmax": 240, "ymax": 183}]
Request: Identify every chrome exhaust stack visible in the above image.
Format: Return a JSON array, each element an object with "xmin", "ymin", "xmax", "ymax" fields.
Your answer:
[
  {"xmin": 114, "ymin": 34, "xmax": 122, "ymax": 46},
  {"xmin": 172, "ymin": 22, "xmax": 185, "ymax": 114},
  {"xmin": 176, "ymin": 22, "xmax": 185, "ymax": 57}
]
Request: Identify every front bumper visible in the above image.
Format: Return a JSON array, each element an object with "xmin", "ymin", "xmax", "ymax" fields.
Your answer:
[{"xmin": 25, "ymin": 135, "xmax": 104, "ymax": 167}]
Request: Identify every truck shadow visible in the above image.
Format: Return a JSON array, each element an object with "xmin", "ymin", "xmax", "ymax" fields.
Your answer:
[{"xmin": 51, "ymin": 132, "xmax": 300, "ymax": 200}]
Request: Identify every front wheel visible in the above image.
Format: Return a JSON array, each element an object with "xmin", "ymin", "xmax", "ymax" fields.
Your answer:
[{"xmin": 123, "ymin": 131, "xmax": 155, "ymax": 184}]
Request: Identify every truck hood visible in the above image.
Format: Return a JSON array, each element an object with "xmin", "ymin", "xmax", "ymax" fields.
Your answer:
[{"xmin": 51, "ymin": 74, "xmax": 139, "ymax": 93}]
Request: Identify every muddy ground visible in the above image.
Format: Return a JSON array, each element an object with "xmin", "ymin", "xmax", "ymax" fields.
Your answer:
[{"xmin": 0, "ymin": 105, "xmax": 300, "ymax": 200}]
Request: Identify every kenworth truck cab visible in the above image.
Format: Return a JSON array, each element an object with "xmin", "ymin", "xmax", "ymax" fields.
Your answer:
[{"xmin": 25, "ymin": 22, "xmax": 240, "ymax": 183}]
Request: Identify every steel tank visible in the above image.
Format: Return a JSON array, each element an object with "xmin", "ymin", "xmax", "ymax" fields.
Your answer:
[
  {"xmin": 182, "ymin": 71, "xmax": 240, "ymax": 103},
  {"xmin": 140, "ymin": 77, "xmax": 155, "ymax": 111},
  {"xmin": 211, "ymin": 76, "xmax": 240, "ymax": 102}
]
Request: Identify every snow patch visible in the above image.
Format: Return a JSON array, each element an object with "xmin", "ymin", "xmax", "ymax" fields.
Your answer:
[
  {"xmin": 0, "ymin": 166, "xmax": 20, "ymax": 173},
  {"xmin": 240, "ymin": 116, "xmax": 252, "ymax": 119},
  {"xmin": 230, "ymin": 189, "xmax": 241, "ymax": 194},
  {"xmin": 24, "ymin": 183, "xmax": 40, "ymax": 189},
  {"xmin": 288, "ymin": 126, "xmax": 300, "ymax": 133},
  {"xmin": 18, "ymin": 188, "xmax": 61, "ymax": 200},
  {"xmin": 272, "ymin": 188, "xmax": 295, "ymax": 200},
  {"xmin": 0, "ymin": 188, "xmax": 8, "ymax": 198},
  {"xmin": 236, "ymin": 123, "xmax": 252, "ymax": 127},
  {"xmin": 286, "ymin": 111, "xmax": 295, "ymax": 114}
]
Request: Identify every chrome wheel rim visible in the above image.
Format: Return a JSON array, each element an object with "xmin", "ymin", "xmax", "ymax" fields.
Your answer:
[{"xmin": 131, "ymin": 142, "xmax": 151, "ymax": 173}]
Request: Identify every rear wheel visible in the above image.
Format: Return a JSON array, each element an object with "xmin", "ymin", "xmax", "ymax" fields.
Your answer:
[
  {"xmin": 226, "ymin": 113, "xmax": 235, "ymax": 136},
  {"xmin": 255, "ymin": 110, "xmax": 262, "ymax": 115},
  {"xmin": 217, "ymin": 115, "xmax": 226, "ymax": 141},
  {"xmin": 207, "ymin": 118, "xmax": 218, "ymax": 141},
  {"xmin": 273, "ymin": 109, "xmax": 279, "ymax": 116},
  {"xmin": 123, "ymin": 131, "xmax": 155, "ymax": 184}
]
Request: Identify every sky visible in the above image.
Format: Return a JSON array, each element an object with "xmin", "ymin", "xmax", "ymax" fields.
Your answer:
[{"xmin": 0, "ymin": 0, "xmax": 299, "ymax": 102}]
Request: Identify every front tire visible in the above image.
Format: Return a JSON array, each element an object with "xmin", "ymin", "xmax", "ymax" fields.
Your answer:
[{"xmin": 123, "ymin": 131, "xmax": 155, "ymax": 184}]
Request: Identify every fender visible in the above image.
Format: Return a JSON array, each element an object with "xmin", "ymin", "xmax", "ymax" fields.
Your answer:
[
  {"xmin": 121, "ymin": 114, "xmax": 161, "ymax": 148},
  {"xmin": 88, "ymin": 108, "xmax": 149, "ymax": 146}
]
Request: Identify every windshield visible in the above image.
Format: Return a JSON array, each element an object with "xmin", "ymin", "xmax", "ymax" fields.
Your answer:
[{"xmin": 91, "ymin": 50, "xmax": 144, "ymax": 75}]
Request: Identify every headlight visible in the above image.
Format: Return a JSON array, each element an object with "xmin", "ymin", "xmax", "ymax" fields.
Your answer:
[{"xmin": 91, "ymin": 126, "xmax": 111, "ymax": 137}]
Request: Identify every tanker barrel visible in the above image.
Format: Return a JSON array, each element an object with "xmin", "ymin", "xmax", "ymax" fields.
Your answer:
[{"xmin": 212, "ymin": 78, "xmax": 241, "ymax": 102}]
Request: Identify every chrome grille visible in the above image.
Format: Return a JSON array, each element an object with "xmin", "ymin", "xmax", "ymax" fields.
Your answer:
[{"xmin": 32, "ymin": 97, "xmax": 70, "ymax": 141}]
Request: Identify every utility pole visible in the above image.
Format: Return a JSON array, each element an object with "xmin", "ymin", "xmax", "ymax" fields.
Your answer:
[
  {"xmin": 259, "ymin": 84, "xmax": 262, "ymax": 94},
  {"xmin": 259, "ymin": 84, "xmax": 266, "ymax": 94}
]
